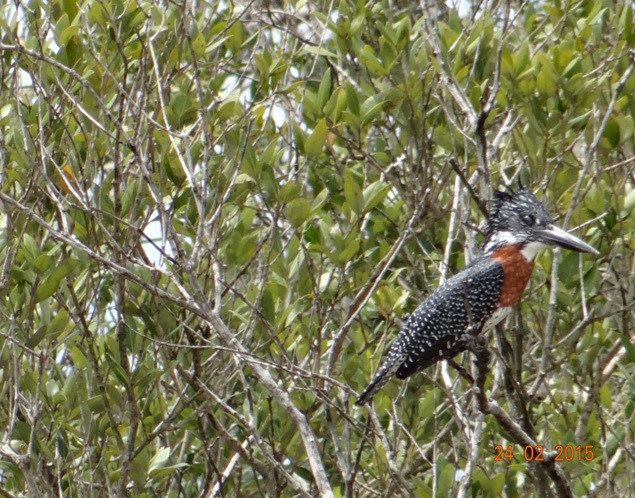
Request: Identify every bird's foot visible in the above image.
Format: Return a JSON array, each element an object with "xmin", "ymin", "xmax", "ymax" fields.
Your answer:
[{"xmin": 462, "ymin": 333, "xmax": 491, "ymax": 365}]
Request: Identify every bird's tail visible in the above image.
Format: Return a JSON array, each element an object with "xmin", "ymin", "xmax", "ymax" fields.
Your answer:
[{"xmin": 354, "ymin": 361, "xmax": 400, "ymax": 406}]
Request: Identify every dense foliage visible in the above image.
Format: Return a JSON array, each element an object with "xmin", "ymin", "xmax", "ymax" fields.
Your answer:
[{"xmin": 0, "ymin": 0, "xmax": 634, "ymax": 496}]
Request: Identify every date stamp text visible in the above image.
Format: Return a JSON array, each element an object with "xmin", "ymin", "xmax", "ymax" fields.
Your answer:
[{"xmin": 494, "ymin": 445, "xmax": 595, "ymax": 462}]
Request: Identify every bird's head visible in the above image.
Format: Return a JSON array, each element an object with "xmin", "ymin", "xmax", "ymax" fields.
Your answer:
[{"xmin": 483, "ymin": 188, "xmax": 599, "ymax": 259}]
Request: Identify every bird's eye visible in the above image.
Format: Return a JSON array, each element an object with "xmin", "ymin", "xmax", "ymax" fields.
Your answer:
[{"xmin": 521, "ymin": 214, "xmax": 535, "ymax": 226}]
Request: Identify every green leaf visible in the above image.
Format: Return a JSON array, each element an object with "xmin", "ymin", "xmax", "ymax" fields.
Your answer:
[
  {"xmin": 345, "ymin": 83, "xmax": 360, "ymax": 116},
  {"xmin": 35, "ymin": 259, "xmax": 80, "ymax": 303},
  {"xmin": 121, "ymin": 180, "xmax": 138, "ymax": 217},
  {"xmin": 623, "ymin": 188, "xmax": 635, "ymax": 215},
  {"xmin": 626, "ymin": 400, "xmax": 635, "ymax": 419},
  {"xmin": 285, "ymin": 198, "xmax": 311, "ymax": 227},
  {"xmin": 344, "ymin": 171, "xmax": 363, "ymax": 215},
  {"xmin": 22, "ymin": 234, "xmax": 39, "ymax": 263},
  {"xmin": 360, "ymin": 96, "xmax": 385, "ymax": 126},
  {"xmin": 362, "ymin": 181, "xmax": 389, "ymax": 212},
  {"xmin": 70, "ymin": 346, "xmax": 89, "ymax": 369},
  {"xmin": 618, "ymin": 333, "xmax": 635, "ymax": 363},
  {"xmin": 54, "ymin": 14, "xmax": 70, "ymax": 43},
  {"xmin": 514, "ymin": 41, "xmax": 530, "ymax": 75},
  {"xmin": 47, "ymin": 311, "xmax": 70, "ymax": 341},
  {"xmin": 33, "ymin": 254, "xmax": 53, "ymax": 273},
  {"xmin": 26, "ymin": 326, "xmax": 48, "ymax": 350},
  {"xmin": 337, "ymin": 237, "xmax": 359, "ymax": 263},
  {"xmin": 536, "ymin": 65, "xmax": 557, "ymax": 95},
  {"xmin": 317, "ymin": 68, "xmax": 332, "ymax": 111},
  {"xmin": 149, "ymin": 463, "xmax": 189, "ymax": 479},
  {"xmin": 225, "ymin": 21, "xmax": 245, "ymax": 54},
  {"xmin": 359, "ymin": 45, "xmax": 388, "ymax": 75},
  {"xmin": 304, "ymin": 118, "xmax": 327, "ymax": 158},
  {"xmin": 326, "ymin": 87, "xmax": 347, "ymax": 122},
  {"xmin": 622, "ymin": 5, "xmax": 634, "ymax": 43},
  {"xmin": 61, "ymin": 0, "xmax": 79, "ymax": 19},
  {"xmin": 310, "ymin": 189, "xmax": 328, "ymax": 215},
  {"xmin": 59, "ymin": 25, "xmax": 81, "ymax": 46},
  {"xmin": 602, "ymin": 118, "xmax": 620, "ymax": 148},
  {"xmin": 600, "ymin": 383, "xmax": 612, "ymax": 409},
  {"xmin": 436, "ymin": 456, "xmax": 454, "ymax": 496},
  {"xmin": 86, "ymin": 395, "xmax": 105, "ymax": 414},
  {"xmin": 191, "ymin": 33, "xmax": 206, "ymax": 55},
  {"xmin": 105, "ymin": 350, "xmax": 129, "ymax": 385},
  {"xmin": 490, "ymin": 473, "xmax": 506, "ymax": 495},
  {"xmin": 279, "ymin": 181, "xmax": 301, "ymax": 203},
  {"xmin": 259, "ymin": 140, "xmax": 281, "ymax": 168},
  {"xmin": 260, "ymin": 288, "xmax": 276, "ymax": 324},
  {"xmin": 149, "ymin": 447, "xmax": 171, "ymax": 472},
  {"xmin": 301, "ymin": 45, "xmax": 337, "ymax": 58},
  {"xmin": 206, "ymin": 36, "xmax": 231, "ymax": 55}
]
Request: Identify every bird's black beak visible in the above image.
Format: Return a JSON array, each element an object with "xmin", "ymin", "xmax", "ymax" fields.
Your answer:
[{"xmin": 536, "ymin": 224, "xmax": 599, "ymax": 255}]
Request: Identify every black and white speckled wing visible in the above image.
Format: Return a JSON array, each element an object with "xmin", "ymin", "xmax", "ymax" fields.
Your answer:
[{"xmin": 355, "ymin": 257, "xmax": 505, "ymax": 406}]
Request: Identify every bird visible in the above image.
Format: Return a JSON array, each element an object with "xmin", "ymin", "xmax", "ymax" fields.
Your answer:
[{"xmin": 354, "ymin": 187, "xmax": 599, "ymax": 406}]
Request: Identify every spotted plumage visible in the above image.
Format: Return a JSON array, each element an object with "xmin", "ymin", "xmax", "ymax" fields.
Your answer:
[{"xmin": 355, "ymin": 187, "xmax": 598, "ymax": 406}]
